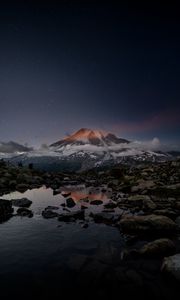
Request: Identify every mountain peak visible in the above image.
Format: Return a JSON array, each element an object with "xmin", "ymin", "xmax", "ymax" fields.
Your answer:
[{"xmin": 50, "ymin": 128, "xmax": 129, "ymax": 147}]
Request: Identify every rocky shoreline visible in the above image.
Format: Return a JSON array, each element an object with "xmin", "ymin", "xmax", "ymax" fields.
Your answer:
[{"xmin": 1, "ymin": 158, "xmax": 180, "ymax": 296}]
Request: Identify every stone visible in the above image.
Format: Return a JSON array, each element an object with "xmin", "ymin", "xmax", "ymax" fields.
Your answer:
[
  {"xmin": 90, "ymin": 200, "xmax": 103, "ymax": 205},
  {"xmin": 119, "ymin": 214, "xmax": 177, "ymax": 235},
  {"xmin": 11, "ymin": 198, "xmax": 32, "ymax": 207},
  {"xmin": 17, "ymin": 207, "xmax": 33, "ymax": 217},
  {"xmin": 66, "ymin": 197, "xmax": 76, "ymax": 208},
  {"xmin": 104, "ymin": 201, "xmax": 117, "ymax": 209},
  {"xmin": 90, "ymin": 212, "xmax": 115, "ymax": 223},
  {"xmin": 139, "ymin": 238, "xmax": 175, "ymax": 257},
  {"xmin": 0, "ymin": 199, "xmax": 13, "ymax": 219},
  {"xmin": 131, "ymin": 180, "xmax": 155, "ymax": 192},
  {"xmin": 162, "ymin": 254, "xmax": 180, "ymax": 281},
  {"xmin": 42, "ymin": 209, "xmax": 59, "ymax": 218}
]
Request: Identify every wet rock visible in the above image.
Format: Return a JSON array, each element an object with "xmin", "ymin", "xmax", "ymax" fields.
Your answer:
[
  {"xmin": 104, "ymin": 201, "xmax": 117, "ymax": 209},
  {"xmin": 62, "ymin": 192, "xmax": 71, "ymax": 198},
  {"xmin": 81, "ymin": 223, "xmax": 89, "ymax": 228},
  {"xmin": 66, "ymin": 197, "xmax": 76, "ymax": 208},
  {"xmin": 162, "ymin": 254, "xmax": 180, "ymax": 281},
  {"xmin": 0, "ymin": 199, "xmax": 14, "ymax": 220},
  {"xmin": 42, "ymin": 209, "xmax": 59, "ymax": 218},
  {"xmin": 45, "ymin": 206, "xmax": 59, "ymax": 210},
  {"xmin": 16, "ymin": 183, "xmax": 29, "ymax": 192},
  {"xmin": 17, "ymin": 207, "xmax": 33, "ymax": 217},
  {"xmin": 139, "ymin": 238, "xmax": 175, "ymax": 257},
  {"xmin": 119, "ymin": 214, "xmax": 177, "ymax": 235},
  {"xmin": 53, "ymin": 189, "xmax": 61, "ymax": 195},
  {"xmin": 58, "ymin": 210, "xmax": 85, "ymax": 222},
  {"xmin": 11, "ymin": 198, "xmax": 32, "ymax": 208},
  {"xmin": 90, "ymin": 200, "xmax": 103, "ymax": 205}
]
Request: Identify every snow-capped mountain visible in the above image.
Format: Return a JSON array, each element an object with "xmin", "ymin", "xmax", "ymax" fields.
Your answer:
[
  {"xmin": 0, "ymin": 128, "xmax": 177, "ymax": 171},
  {"xmin": 50, "ymin": 128, "xmax": 129, "ymax": 147}
]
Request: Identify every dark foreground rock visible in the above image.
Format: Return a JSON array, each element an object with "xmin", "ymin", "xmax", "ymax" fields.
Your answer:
[
  {"xmin": 119, "ymin": 214, "xmax": 177, "ymax": 235},
  {"xmin": 162, "ymin": 254, "xmax": 180, "ymax": 281},
  {"xmin": 139, "ymin": 238, "xmax": 176, "ymax": 257}
]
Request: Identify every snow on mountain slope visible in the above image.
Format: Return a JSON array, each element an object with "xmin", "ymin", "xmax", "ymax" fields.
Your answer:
[{"xmin": 0, "ymin": 129, "xmax": 174, "ymax": 171}]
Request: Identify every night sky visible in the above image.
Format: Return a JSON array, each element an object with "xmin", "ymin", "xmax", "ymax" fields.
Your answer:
[{"xmin": 0, "ymin": 1, "xmax": 180, "ymax": 147}]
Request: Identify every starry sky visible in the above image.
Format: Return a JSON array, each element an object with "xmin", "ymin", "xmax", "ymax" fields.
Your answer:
[{"xmin": 0, "ymin": 0, "xmax": 180, "ymax": 147}]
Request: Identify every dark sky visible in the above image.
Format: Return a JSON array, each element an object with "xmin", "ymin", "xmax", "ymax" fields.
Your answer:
[{"xmin": 0, "ymin": 0, "xmax": 180, "ymax": 146}]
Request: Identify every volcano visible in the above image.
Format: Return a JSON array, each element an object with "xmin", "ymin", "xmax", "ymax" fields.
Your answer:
[{"xmin": 50, "ymin": 128, "xmax": 129, "ymax": 148}]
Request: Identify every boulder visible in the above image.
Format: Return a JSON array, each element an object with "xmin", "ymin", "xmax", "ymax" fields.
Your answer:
[
  {"xmin": 42, "ymin": 209, "xmax": 59, "ymax": 219},
  {"xmin": 162, "ymin": 254, "xmax": 180, "ymax": 281},
  {"xmin": 119, "ymin": 214, "xmax": 177, "ymax": 235},
  {"xmin": 17, "ymin": 207, "xmax": 33, "ymax": 217},
  {"xmin": 139, "ymin": 238, "xmax": 175, "ymax": 257}
]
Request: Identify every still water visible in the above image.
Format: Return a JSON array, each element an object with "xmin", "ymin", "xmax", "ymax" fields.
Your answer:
[{"xmin": 0, "ymin": 186, "xmax": 124, "ymax": 298}]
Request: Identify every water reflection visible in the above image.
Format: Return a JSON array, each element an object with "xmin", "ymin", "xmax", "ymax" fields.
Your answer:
[{"xmin": 1, "ymin": 185, "xmax": 111, "ymax": 216}]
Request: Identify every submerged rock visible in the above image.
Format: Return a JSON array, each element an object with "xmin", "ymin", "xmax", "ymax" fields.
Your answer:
[
  {"xmin": 90, "ymin": 212, "xmax": 118, "ymax": 224},
  {"xmin": 11, "ymin": 198, "xmax": 32, "ymax": 208},
  {"xmin": 58, "ymin": 210, "xmax": 85, "ymax": 222}
]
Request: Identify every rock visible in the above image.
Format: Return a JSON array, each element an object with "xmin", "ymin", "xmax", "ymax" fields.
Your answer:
[
  {"xmin": 66, "ymin": 197, "xmax": 76, "ymax": 208},
  {"xmin": 104, "ymin": 201, "xmax": 117, "ymax": 209},
  {"xmin": 45, "ymin": 206, "xmax": 59, "ymax": 210},
  {"xmin": 162, "ymin": 254, "xmax": 180, "ymax": 281},
  {"xmin": 42, "ymin": 209, "xmax": 59, "ymax": 218},
  {"xmin": 128, "ymin": 194, "xmax": 151, "ymax": 203},
  {"xmin": 154, "ymin": 209, "xmax": 177, "ymax": 219},
  {"xmin": 143, "ymin": 199, "xmax": 157, "ymax": 211},
  {"xmin": 16, "ymin": 183, "xmax": 29, "ymax": 192},
  {"xmin": 0, "ymin": 199, "xmax": 14, "ymax": 220},
  {"xmin": 17, "ymin": 207, "xmax": 33, "ymax": 217},
  {"xmin": 62, "ymin": 192, "xmax": 71, "ymax": 197},
  {"xmin": 81, "ymin": 223, "xmax": 89, "ymax": 228},
  {"xmin": 119, "ymin": 214, "xmax": 177, "ymax": 235},
  {"xmin": 139, "ymin": 239, "xmax": 175, "ymax": 257},
  {"xmin": 131, "ymin": 180, "xmax": 155, "ymax": 192},
  {"xmin": 125, "ymin": 270, "xmax": 143, "ymax": 287},
  {"xmin": 11, "ymin": 198, "xmax": 32, "ymax": 207},
  {"xmin": 53, "ymin": 189, "xmax": 61, "ymax": 195},
  {"xmin": 90, "ymin": 212, "xmax": 117, "ymax": 224},
  {"xmin": 90, "ymin": 200, "xmax": 103, "ymax": 205},
  {"xmin": 58, "ymin": 210, "xmax": 85, "ymax": 222}
]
